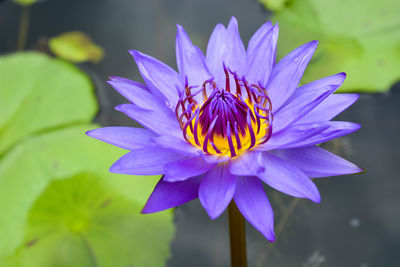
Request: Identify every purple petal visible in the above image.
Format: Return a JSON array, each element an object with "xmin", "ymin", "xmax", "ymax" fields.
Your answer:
[
  {"xmin": 142, "ymin": 175, "xmax": 203, "ymax": 213},
  {"xmin": 274, "ymin": 146, "xmax": 364, "ymax": 178},
  {"xmin": 109, "ymin": 148, "xmax": 184, "ymax": 175},
  {"xmin": 267, "ymin": 41, "xmax": 318, "ymax": 111},
  {"xmin": 229, "ymin": 150, "xmax": 265, "ymax": 176},
  {"xmin": 259, "ymin": 121, "xmax": 360, "ymax": 150},
  {"xmin": 258, "ymin": 152, "xmax": 321, "ymax": 202},
  {"xmin": 176, "ymin": 25, "xmax": 212, "ymax": 88},
  {"xmin": 199, "ymin": 165, "xmax": 237, "ymax": 219},
  {"xmin": 247, "ymin": 21, "xmax": 273, "ymax": 53},
  {"xmin": 152, "ymin": 135, "xmax": 199, "ymax": 156},
  {"xmin": 206, "ymin": 23, "xmax": 226, "ymax": 81},
  {"xmin": 115, "ymin": 104, "xmax": 181, "ymax": 137},
  {"xmin": 108, "ymin": 76, "xmax": 171, "ymax": 114},
  {"xmin": 298, "ymin": 94, "xmax": 360, "ymax": 124},
  {"xmin": 206, "ymin": 17, "xmax": 246, "ymax": 86},
  {"xmin": 86, "ymin": 127, "xmax": 155, "ymax": 150},
  {"xmin": 234, "ymin": 176, "xmax": 275, "ymax": 242},
  {"xmin": 273, "ymin": 73, "xmax": 346, "ymax": 133},
  {"xmin": 224, "ymin": 17, "xmax": 247, "ymax": 75},
  {"xmin": 198, "ymin": 153, "xmax": 230, "ymax": 164},
  {"xmin": 246, "ymin": 24, "xmax": 279, "ymax": 86},
  {"xmin": 130, "ymin": 50, "xmax": 181, "ymax": 107},
  {"xmin": 258, "ymin": 122, "xmax": 330, "ymax": 151},
  {"xmin": 164, "ymin": 157, "xmax": 216, "ymax": 182},
  {"xmin": 293, "ymin": 121, "xmax": 361, "ymax": 148}
]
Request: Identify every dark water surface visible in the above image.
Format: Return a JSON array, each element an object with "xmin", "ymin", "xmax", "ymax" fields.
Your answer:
[{"xmin": 1, "ymin": 0, "xmax": 399, "ymax": 266}]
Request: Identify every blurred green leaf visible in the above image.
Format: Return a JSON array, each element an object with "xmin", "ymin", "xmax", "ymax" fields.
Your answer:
[
  {"xmin": 49, "ymin": 32, "xmax": 105, "ymax": 63},
  {"xmin": 0, "ymin": 52, "xmax": 174, "ymax": 266},
  {"xmin": 13, "ymin": 0, "xmax": 37, "ymax": 6},
  {"xmin": 0, "ymin": 52, "xmax": 97, "ymax": 156},
  {"xmin": 271, "ymin": 0, "xmax": 400, "ymax": 92},
  {"xmin": 259, "ymin": 0, "xmax": 292, "ymax": 11},
  {"xmin": 0, "ymin": 125, "xmax": 174, "ymax": 267}
]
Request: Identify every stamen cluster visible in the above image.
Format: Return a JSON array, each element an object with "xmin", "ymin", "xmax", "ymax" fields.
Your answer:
[{"xmin": 175, "ymin": 66, "xmax": 273, "ymax": 157}]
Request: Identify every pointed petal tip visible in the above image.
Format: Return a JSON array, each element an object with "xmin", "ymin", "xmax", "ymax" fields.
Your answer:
[
  {"xmin": 311, "ymin": 192, "xmax": 322, "ymax": 204},
  {"xmin": 333, "ymin": 72, "xmax": 347, "ymax": 84},
  {"xmin": 344, "ymin": 93, "xmax": 361, "ymax": 106},
  {"xmin": 114, "ymin": 104, "xmax": 124, "ymax": 112},
  {"xmin": 305, "ymin": 40, "xmax": 319, "ymax": 51},
  {"xmin": 228, "ymin": 16, "xmax": 238, "ymax": 25},
  {"xmin": 129, "ymin": 49, "xmax": 141, "ymax": 59},
  {"xmin": 268, "ymin": 23, "xmax": 279, "ymax": 38},
  {"xmin": 129, "ymin": 50, "xmax": 144, "ymax": 63},
  {"xmin": 176, "ymin": 24, "xmax": 185, "ymax": 32},
  {"xmin": 141, "ymin": 204, "xmax": 175, "ymax": 214},
  {"xmin": 141, "ymin": 199, "xmax": 169, "ymax": 214},
  {"xmin": 141, "ymin": 204, "xmax": 158, "ymax": 214},
  {"xmin": 108, "ymin": 75, "xmax": 119, "ymax": 81},
  {"xmin": 140, "ymin": 206, "xmax": 151, "ymax": 214},
  {"xmin": 108, "ymin": 165, "xmax": 118, "ymax": 174},
  {"xmin": 265, "ymin": 20, "xmax": 273, "ymax": 26},
  {"xmin": 302, "ymin": 40, "xmax": 318, "ymax": 51},
  {"xmin": 266, "ymin": 231, "xmax": 276, "ymax": 243},
  {"xmin": 85, "ymin": 129, "xmax": 93, "ymax": 137},
  {"xmin": 209, "ymin": 215, "xmax": 219, "ymax": 220},
  {"xmin": 203, "ymin": 205, "xmax": 223, "ymax": 220},
  {"xmin": 199, "ymin": 166, "xmax": 236, "ymax": 221},
  {"xmin": 107, "ymin": 76, "xmax": 131, "ymax": 84},
  {"xmin": 353, "ymin": 93, "xmax": 361, "ymax": 101},
  {"xmin": 84, "ymin": 128, "xmax": 108, "ymax": 141},
  {"xmin": 320, "ymin": 73, "xmax": 346, "ymax": 91},
  {"xmin": 176, "ymin": 24, "xmax": 188, "ymax": 38},
  {"xmin": 354, "ymin": 167, "xmax": 366, "ymax": 175},
  {"xmin": 109, "ymin": 161, "xmax": 134, "ymax": 175},
  {"xmin": 354, "ymin": 122, "xmax": 362, "ymax": 131},
  {"xmin": 323, "ymin": 159, "xmax": 366, "ymax": 177},
  {"xmin": 200, "ymin": 197, "xmax": 226, "ymax": 220},
  {"xmin": 107, "ymin": 80, "xmax": 117, "ymax": 87},
  {"xmin": 108, "ymin": 161, "xmax": 121, "ymax": 173},
  {"xmin": 214, "ymin": 23, "xmax": 227, "ymax": 31},
  {"xmin": 227, "ymin": 16, "xmax": 240, "ymax": 34},
  {"xmin": 307, "ymin": 183, "xmax": 322, "ymax": 203}
]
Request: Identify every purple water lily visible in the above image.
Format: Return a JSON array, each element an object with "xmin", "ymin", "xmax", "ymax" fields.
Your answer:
[{"xmin": 87, "ymin": 17, "xmax": 363, "ymax": 241}]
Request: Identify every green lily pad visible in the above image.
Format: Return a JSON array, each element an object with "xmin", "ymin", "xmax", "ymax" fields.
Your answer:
[
  {"xmin": 259, "ymin": 0, "xmax": 292, "ymax": 11},
  {"xmin": 13, "ymin": 0, "xmax": 37, "ymax": 6},
  {"xmin": 0, "ymin": 52, "xmax": 97, "ymax": 155},
  {"xmin": 271, "ymin": 0, "xmax": 400, "ymax": 92},
  {"xmin": 0, "ymin": 52, "xmax": 174, "ymax": 266},
  {"xmin": 49, "ymin": 32, "xmax": 105, "ymax": 63},
  {"xmin": 0, "ymin": 125, "xmax": 174, "ymax": 266}
]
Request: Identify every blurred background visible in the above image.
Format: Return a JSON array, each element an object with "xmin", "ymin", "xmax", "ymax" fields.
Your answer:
[{"xmin": 0, "ymin": 0, "xmax": 399, "ymax": 266}]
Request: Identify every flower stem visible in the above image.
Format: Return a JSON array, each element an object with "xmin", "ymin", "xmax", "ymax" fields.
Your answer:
[
  {"xmin": 16, "ymin": 7, "xmax": 30, "ymax": 51},
  {"xmin": 228, "ymin": 201, "xmax": 247, "ymax": 267}
]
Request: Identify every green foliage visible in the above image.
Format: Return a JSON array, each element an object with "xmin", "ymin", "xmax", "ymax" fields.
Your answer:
[
  {"xmin": 0, "ymin": 52, "xmax": 174, "ymax": 266},
  {"xmin": 271, "ymin": 0, "xmax": 400, "ymax": 92},
  {"xmin": 259, "ymin": 0, "xmax": 292, "ymax": 11},
  {"xmin": 0, "ymin": 52, "xmax": 97, "ymax": 155},
  {"xmin": 12, "ymin": 0, "xmax": 37, "ymax": 6},
  {"xmin": 49, "ymin": 32, "xmax": 105, "ymax": 63}
]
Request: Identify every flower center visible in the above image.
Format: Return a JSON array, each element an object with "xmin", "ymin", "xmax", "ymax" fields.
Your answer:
[{"xmin": 176, "ymin": 66, "xmax": 273, "ymax": 158}]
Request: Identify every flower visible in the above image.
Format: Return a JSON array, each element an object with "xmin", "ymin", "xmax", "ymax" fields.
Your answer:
[{"xmin": 87, "ymin": 17, "xmax": 363, "ymax": 241}]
